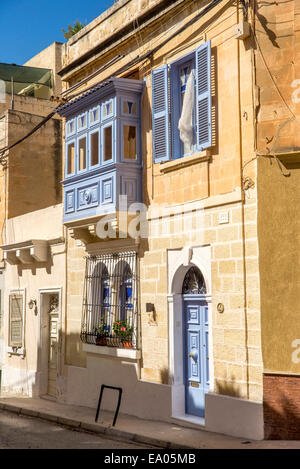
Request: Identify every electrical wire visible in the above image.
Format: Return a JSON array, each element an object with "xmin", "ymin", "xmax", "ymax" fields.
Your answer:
[
  {"xmin": 61, "ymin": 55, "xmax": 124, "ymax": 96},
  {"xmin": 241, "ymin": 0, "xmax": 296, "ymax": 178},
  {"xmin": 250, "ymin": 1, "xmax": 297, "ymax": 149},
  {"xmin": 0, "ymin": 106, "xmax": 60, "ymax": 163},
  {"xmin": 65, "ymin": 0, "xmax": 228, "ymax": 102},
  {"xmin": 0, "ymin": 0, "xmax": 229, "ymax": 162}
]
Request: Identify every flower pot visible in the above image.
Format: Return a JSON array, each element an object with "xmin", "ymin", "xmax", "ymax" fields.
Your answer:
[
  {"xmin": 122, "ymin": 341, "xmax": 133, "ymax": 348},
  {"xmin": 96, "ymin": 337, "xmax": 107, "ymax": 346}
]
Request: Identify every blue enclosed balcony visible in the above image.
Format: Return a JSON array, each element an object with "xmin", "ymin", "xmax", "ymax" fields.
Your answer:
[{"xmin": 58, "ymin": 78, "xmax": 144, "ymax": 238}]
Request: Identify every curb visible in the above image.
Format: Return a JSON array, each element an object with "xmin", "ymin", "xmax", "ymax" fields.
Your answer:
[{"xmin": 0, "ymin": 402, "xmax": 195, "ymax": 449}]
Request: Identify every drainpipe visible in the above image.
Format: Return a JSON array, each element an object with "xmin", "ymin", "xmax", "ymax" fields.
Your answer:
[
  {"xmin": 236, "ymin": 0, "xmax": 250, "ymax": 400},
  {"xmin": 11, "ymin": 78, "xmax": 14, "ymax": 111}
]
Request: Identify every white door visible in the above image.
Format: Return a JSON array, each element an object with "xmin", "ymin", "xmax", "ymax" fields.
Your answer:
[
  {"xmin": 47, "ymin": 297, "xmax": 59, "ymax": 397},
  {"xmin": 182, "ymin": 266, "xmax": 209, "ymax": 417},
  {"xmin": 184, "ymin": 298, "xmax": 209, "ymax": 417}
]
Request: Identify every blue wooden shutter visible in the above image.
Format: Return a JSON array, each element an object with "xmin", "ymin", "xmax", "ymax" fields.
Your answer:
[
  {"xmin": 196, "ymin": 41, "xmax": 212, "ymax": 151},
  {"xmin": 152, "ymin": 65, "xmax": 170, "ymax": 162}
]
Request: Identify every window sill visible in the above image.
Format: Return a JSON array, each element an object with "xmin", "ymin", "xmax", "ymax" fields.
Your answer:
[
  {"xmin": 7, "ymin": 346, "xmax": 25, "ymax": 359},
  {"xmin": 159, "ymin": 150, "xmax": 211, "ymax": 173},
  {"xmin": 82, "ymin": 343, "xmax": 141, "ymax": 360}
]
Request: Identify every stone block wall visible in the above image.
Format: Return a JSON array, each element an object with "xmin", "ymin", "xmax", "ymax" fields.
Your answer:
[
  {"xmin": 60, "ymin": 0, "xmax": 263, "ymax": 408},
  {"xmin": 139, "ymin": 186, "xmax": 262, "ymax": 402}
]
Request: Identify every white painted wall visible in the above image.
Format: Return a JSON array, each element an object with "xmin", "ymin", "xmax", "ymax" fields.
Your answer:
[
  {"xmin": 64, "ymin": 355, "xmax": 172, "ymax": 422},
  {"xmin": 5, "ymin": 204, "xmax": 63, "ymax": 245},
  {"xmin": 1, "ymin": 205, "xmax": 66, "ymax": 398}
]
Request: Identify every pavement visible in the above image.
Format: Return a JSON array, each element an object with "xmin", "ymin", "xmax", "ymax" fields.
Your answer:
[{"xmin": 1, "ymin": 396, "xmax": 300, "ymax": 449}]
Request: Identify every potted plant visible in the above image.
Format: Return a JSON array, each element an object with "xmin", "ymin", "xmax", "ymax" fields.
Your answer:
[
  {"xmin": 94, "ymin": 320, "xmax": 110, "ymax": 346},
  {"xmin": 112, "ymin": 320, "xmax": 133, "ymax": 348}
]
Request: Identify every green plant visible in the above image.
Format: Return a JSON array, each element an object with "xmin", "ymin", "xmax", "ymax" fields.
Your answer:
[
  {"xmin": 112, "ymin": 320, "xmax": 133, "ymax": 340},
  {"xmin": 94, "ymin": 320, "xmax": 110, "ymax": 337},
  {"xmin": 62, "ymin": 20, "xmax": 86, "ymax": 40}
]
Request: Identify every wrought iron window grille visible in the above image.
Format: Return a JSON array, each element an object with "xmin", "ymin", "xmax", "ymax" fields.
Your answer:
[
  {"xmin": 182, "ymin": 266, "xmax": 207, "ymax": 295},
  {"xmin": 81, "ymin": 251, "xmax": 138, "ymax": 349}
]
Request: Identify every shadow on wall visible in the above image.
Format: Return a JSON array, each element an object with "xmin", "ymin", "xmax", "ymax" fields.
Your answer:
[
  {"xmin": 256, "ymin": 8, "xmax": 279, "ymax": 48},
  {"xmin": 264, "ymin": 390, "xmax": 300, "ymax": 440},
  {"xmin": 7, "ymin": 116, "xmax": 62, "ymax": 219},
  {"xmin": 17, "ymin": 252, "xmax": 54, "ymax": 277},
  {"xmin": 160, "ymin": 366, "xmax": 173, "ymax": 385},
  {"xmin": 215, "ymin": 376, "xmax": 241, "ymax": 398},
  {"xmin": 1, "ymin": 328, "xmax": 172, "ymax": 423}
]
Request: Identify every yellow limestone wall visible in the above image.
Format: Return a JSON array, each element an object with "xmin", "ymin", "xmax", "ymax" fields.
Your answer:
[
  {"xmin": 256, "ymin": 0, "xmax": 300, "ymax": 374},
  {"xmin": 24, "ymin": 42, "xmax": 63, "ymax": 97},
  {"xmin": 62, "ymin": 0, "xmax": 263, "ymax": 403}
]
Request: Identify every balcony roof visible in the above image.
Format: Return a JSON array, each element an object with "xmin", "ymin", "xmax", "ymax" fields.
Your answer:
[
  {"xmin": 58, "ymin": 77, "xmax": 144, "ymax": 117},
  {"xmin": 0, "ymin": 62, "xmax": 53, "ymax": 100}
]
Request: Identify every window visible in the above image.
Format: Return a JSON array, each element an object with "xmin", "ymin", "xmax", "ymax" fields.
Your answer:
[
  {"xmin": 178, "ymin": 61, "xmax": 195, "ymax": 156},
  {"xmin": 152, "ymin": 40, "xmax": 212, "ymax": 162},
  {"xmin": 81, "ymin": 252, "xmax": 138, "ymax": 349},
  {"xmin": 90, "ymin": 131, "xmax": 99, "ymax": 167},
  {"xmin": 67, "ymin": 141, "xmax": 75, "ymax": 175},
  {"xmin": 66, "ymin": 118, "xmax": 75, "ymax": 136},
  {"xmin": 89, "ymin": 106, "xmax": 100, "ymax": 125},
  {"xmin": 101, "ymin": 276, "xmax": 111, "ymax": 320},
  {"xmin": 123, "ymin": 100, "xmax": 137, "ymax": 115},
  {"xmin": 123, "ymin": 125, "xmax": 137, "ymax": 160},
  {"xmin": 103, "ymin": 125, "xmax": 113, "ymax": 162},
  {"xmin": 182, "ymin": 266, "xmax": 207, "ymax": 295},
  {"xmin": 102, "ymin": 99, "xmax": 113, "ymax": 120},
  {"xmin": 119, "ymin": 264, "xmax": 133, "ymax": 321},
  {"xmin": 77, "ymin": 112, "xmax": 87, "ymax": 131},
  {"xmin": 8, "ymin": 292, "xmax": 24, "ymax": 351},
  {"xmin": 89, "ymin": 262, "xmax": 111, "ymax": 329},
  {"xmin": 78, "ymin": 136, "xmax": 87, "ymax": 171},
  {"xmin": 62, "ymin": 79, "xmax": 143, "ymax": 184}
]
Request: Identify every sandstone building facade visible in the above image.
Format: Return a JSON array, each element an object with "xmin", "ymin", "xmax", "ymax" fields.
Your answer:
[
  {"xmin": 57, "ymin": 0, "xmax": 262, "ymax": 439},
  {"xmin": 0, "ymin": 0, "xmax": 299, "ymax": 441}
]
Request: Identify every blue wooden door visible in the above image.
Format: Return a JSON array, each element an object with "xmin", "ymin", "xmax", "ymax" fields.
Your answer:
[{"xmin": 184, "ymin": 299, "xmax": 209, "ymax": 417}]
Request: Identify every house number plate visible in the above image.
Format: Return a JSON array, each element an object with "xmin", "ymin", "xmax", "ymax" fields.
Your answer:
[{"xmin": 190, "ymin": 381, "xmax": 199, "ymax": 388}]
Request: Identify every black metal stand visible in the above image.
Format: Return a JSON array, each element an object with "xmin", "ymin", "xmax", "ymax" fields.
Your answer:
[{"xmin": 95, "ymin": 385, "xmax": 123, "ymax": 427}]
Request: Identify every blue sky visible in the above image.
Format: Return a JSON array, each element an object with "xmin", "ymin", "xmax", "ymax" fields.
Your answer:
[{"xmin": 0, "ymin": 0, "xmax": 115, "ymax": 65}]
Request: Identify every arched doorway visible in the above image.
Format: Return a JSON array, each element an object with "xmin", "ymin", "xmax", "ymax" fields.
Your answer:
[{"xmin": 182, "ymin": 266, "xmax": 209, "ymax": 418}]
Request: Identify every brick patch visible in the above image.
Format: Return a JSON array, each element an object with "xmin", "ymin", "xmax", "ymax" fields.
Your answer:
[{"xmin": 264, "ymin": 374, "xmax": 300, "ymax": 439}]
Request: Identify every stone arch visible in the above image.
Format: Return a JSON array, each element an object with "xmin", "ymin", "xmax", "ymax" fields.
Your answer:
[
  {"xmin": 171, "ymin": 260, "xmax": 210, "ymax": 297},
  {"xmin": 182, "ymin": 266, "xmax": 207, "ymax": 295},
  {"xmin": 167, "ymin": 246, "xmax": 212, "ymax": 422}
]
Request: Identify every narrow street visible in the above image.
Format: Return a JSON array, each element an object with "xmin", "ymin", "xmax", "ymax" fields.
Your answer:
[{"xmin": 0, "ymin": 410, "xmax": 156, "ymax": 449}]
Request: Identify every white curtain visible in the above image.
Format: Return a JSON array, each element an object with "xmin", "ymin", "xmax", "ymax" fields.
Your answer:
[{"xmin": 178, "ymin": 72, "xmax": 194, "ymax": 146}]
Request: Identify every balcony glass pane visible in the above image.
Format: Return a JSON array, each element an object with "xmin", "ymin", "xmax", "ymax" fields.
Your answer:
[
  {"xmin": 91, "ymin": 131, "xmax": 99, "ymax": 166},
  {"xmin": 0, "ymin": 63, "xmax": 53, "ymax": 100},
  {"xmin": 67, "ymin": 119, "xmax": 75, "ymax": 136},
  {"xmin": 79, "ymin": 137, "xmax": 87, "ymax": 171},
  {"xmin": 104, "ymin": 126, "xmax": 112, "ymax": 161},
  {"xmin": 67, "ymin": 142, "xmax": 75, "ymax": 175},
  {"xmin": 123, "ymin": 100, "xmax": 137, "ymax": 115},
  {"xmin": 103, "ymin": 101, "xmax": 113, "ymax": 118},
  {"xmin": 78, "ymin": 113, "xmax": 87, "ymax": 131},
  {"xmin": 90, "ymin": 107, "xmax": 99, "ymax": 124},
  {"xmin": 123, "ymin": 125, "xmax": 136, "ymax": 160}
]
